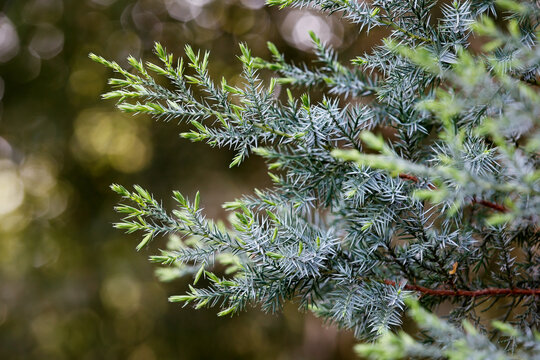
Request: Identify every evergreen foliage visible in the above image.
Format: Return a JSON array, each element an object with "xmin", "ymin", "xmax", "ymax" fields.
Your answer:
[
  {"xmin": 93, "ymin": 0, "xmax": 540, "ymax": 354},
  {"xmin": 356, "ymin": 297, "xmax": 540, "ymax": 359}
]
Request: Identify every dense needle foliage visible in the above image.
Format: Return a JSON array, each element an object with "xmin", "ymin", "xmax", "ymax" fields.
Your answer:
[{"xmin": 93, "ymin": 0, "xmax": 539, "ymax": 356}]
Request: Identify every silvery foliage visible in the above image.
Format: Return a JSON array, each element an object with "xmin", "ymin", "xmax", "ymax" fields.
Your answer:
[{"xmin": 93, "ymin": 0, "xmax": 539, "ymax": 347}]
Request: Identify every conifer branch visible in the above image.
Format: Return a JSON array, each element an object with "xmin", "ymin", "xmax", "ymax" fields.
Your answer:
[{"xmin": 98, "ymin": 0, "xmax": 540, "ymax": 350}]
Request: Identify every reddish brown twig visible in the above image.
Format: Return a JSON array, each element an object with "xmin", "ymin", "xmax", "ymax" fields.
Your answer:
[
  {"xmin": 399, "ymin": 173, "xmax": 437, "ymax": 190},
  {"xmin": 384, "ymin": 279, "xmax": 540, "ymax": 297},
  {"xmin": 471, "ymin": 197, "xmax": 509, "ymax": 213},
  {"xmin": 399, "ymin": 173, "xmax": 508, "ymax": 212},
  {"xmin": 398, "ymin": 173, "xmax": 420, "ymax": 182}
]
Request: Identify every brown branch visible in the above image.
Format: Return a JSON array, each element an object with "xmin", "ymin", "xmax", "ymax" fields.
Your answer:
[
  {"xmin": 398, "ymin": 173, "xmax": 419, "ymax": 182},
  {"xmin": 384, "ymin": 279, "xmax": 540, "ymax": 297},
  {"xmin": 471, "ymin": 197, "xmax": 509, "ymax": 213},
  {"xmin": 398, "ymin": 173, "xmax": 436, "ymax": 190},
  {"xmin": 398, "ymin": 173, "xmax": 508, "ymax": 212},
  {"xmin": 321, "ymin": 271, "xmax": 539, "ymax": 298}
]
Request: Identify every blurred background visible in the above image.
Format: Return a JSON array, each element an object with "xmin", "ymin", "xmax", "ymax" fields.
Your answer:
[{"xmin": 0, "ymin": 0, "xmax": 374, "ymax": 358}]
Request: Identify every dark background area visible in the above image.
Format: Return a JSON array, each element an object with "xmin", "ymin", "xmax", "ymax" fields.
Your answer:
[{"xmin": 0, "ymin": 0, "xmax": 377, "ymax": 358}]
